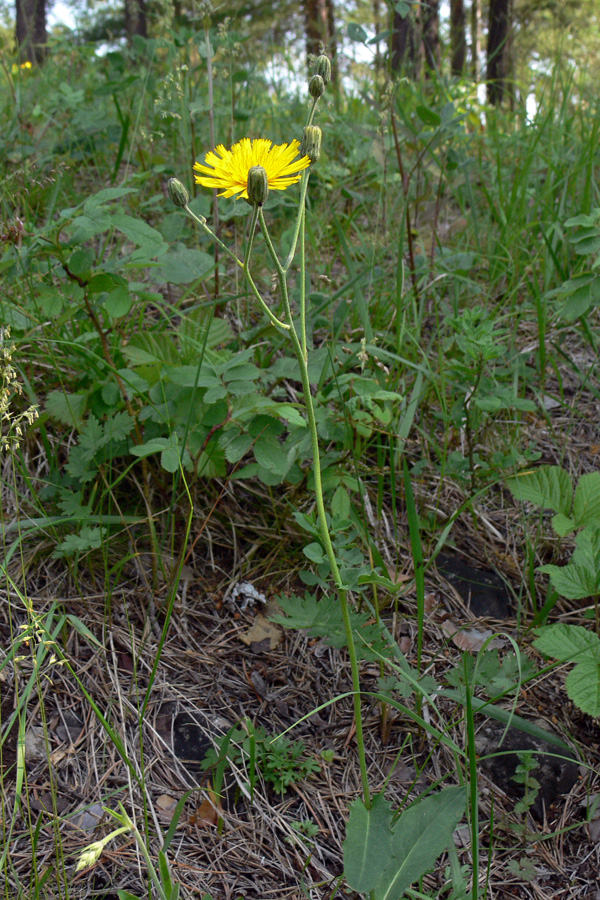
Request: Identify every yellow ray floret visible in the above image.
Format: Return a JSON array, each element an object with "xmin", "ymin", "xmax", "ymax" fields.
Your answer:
[{"xmin": 193, "ymin": 137, "xmax": 311, "ymax": 199}]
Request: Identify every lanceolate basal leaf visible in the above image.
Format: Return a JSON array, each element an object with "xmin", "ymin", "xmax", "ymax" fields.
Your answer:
[
  {"xmin": 343, "ymin": 793, "xmax": 394, "ymax": 892},
  {"xmin": 374, "ymin": 786, "xmax": 466, "ymax": 900}
]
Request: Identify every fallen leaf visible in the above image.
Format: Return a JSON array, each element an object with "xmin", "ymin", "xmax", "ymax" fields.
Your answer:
[
  {"xmin": 193, "ymin": 783, "xmax": 223, "ymax": 828},
  {"xmin": 440, "ymin": 619, "xmax": 506, "ymax": 652},
  {"xmin": 156, "ymin": 794, "xmax": 178, "ymax": 824},
  {"xmin": 239, "ymin": 614, "xmax": 281, "ymax": 650}
]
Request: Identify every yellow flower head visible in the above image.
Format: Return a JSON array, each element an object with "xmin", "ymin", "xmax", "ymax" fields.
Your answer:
[{"xmin": 193, "ymin": 137, "xmax": 310, "ymax": 200}]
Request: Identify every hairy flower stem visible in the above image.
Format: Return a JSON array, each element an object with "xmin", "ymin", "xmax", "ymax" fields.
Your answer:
[{"xmin": 258, "ymin": 209, "xmax": 371, "ymax": 808}]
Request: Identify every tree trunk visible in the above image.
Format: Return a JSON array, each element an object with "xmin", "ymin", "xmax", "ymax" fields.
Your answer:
[
  {"xmin": 470, "ymin": 0, "xmax": 481, "ymax": 79},
  {"xmin": 15, "ymin": 0, "xmax": 46, "ymax": 64},
  {"xmin": 391, "ymin": 2, "xmax": 422, "ymax": 78},
  {"xmin": 487, "ymin": 0, "xmax": 511, "ymax": 104},
  {"xmin": 450, "ymin": 0, "xmax": 466, "ymax": 77},
  {"xmin": 304, "ymin": 0, "xmax": 329, "ymax": 63},
  {"xmin": 124, "ymin": 0, "xmax": 147, "ymax": 43},
  {"xmin": 304, "ymin": 0, "xmax": 338, "ymax": 91},
  {"xmin": 422, "ymin": 0, "xmax": 440, "ymax": 75}
]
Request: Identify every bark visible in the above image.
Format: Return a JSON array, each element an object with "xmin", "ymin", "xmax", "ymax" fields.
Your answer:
[
  {"xmin": 422, "ymin": 0, "xmax": 440, "ymax": 74},
  {"xmin": 304, "ymin": 0, "xmax": 329, "ymax": 63},
  {"xmin": 470, "ymin": 0, "xmax": 481, "ymax": 80},
  {"xmin": 487, "ymin": 0, "xmax": 511, "ymax": 104},
  {"xmin": 391, "ymin": 2, "xmax": 422, "ymax": 78},
  {"xmin": 124, "ymin": 0, "xmax": 147, "ymax": 43},
  {"xmin": 450, "ymin": 0, "xmax": 466, "ymax": 77},
  {"xmin": 303, "ymin": 0, "xmax": 338, "ymax": 92},
  {"xmin": 15, "ymin": 0, "xmax": 47, "ymax": 64}
]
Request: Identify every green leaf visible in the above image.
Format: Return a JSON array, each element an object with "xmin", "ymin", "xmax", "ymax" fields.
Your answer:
[
  {"xmin": 68, "ymin": 248, "xmax": 94, "ymax": 277},
  {"xmin": 331, "ymin": 485, "xmax": 351, "ymax": 520},
  {"xmin": 348, "ymin": 22, "xmax": 368, "ymax": 42},
  {"xmin": 156, "ymin": 248, "xmax": 214, "ymax": 284},
  {"xmin": 111, "ymin": 213, "xmax": 167, "ymax": 255},
  {"xmin": 83, "ymin": 187, "xmax": 136, "ymax": 210},
  {"xmin": 254, "ymin": 434, "xmax": 289, "ymax": 476},
  {"xmin": 506, "ymin": 465, "xmax": 573, "ymax": 515},
  {"xmin": 565, "ymin": 658, "xmax": 600, "ymax": 716},
  {"xmin": 573, "ymin": 472, "xmax": 600, "ymax": 528},
  {"xmin": 551, "ymin": 513, "xmax": 576, "ymax": 537},
  {"xmin": 344, "ymin": 794, "xmax": 394, "ymax": 892},
  {"xmin": 394, "ymin": 0, "xmax": 410, "ymax": 17},
  {"xmin": 374, "ymin": 787, "xmax": 466, "ymax": 900},
  {"xmin": 533, "ymin": 624, "xmax": 600, "ymax": 663},
  {"xmin": 416, "ymin": 105, "xmax": 441, "ymax": 127},
  {"xmin": 537, "ymin": 562, "xmax": 599, "ymax": 599},
  {"xmin": 53, "ymin": 526, "xmax": 104, "ymax": 559},
  {"xmin": 46, "ymin": 390, "xmax": 87, "ymax": 429},
  {"xmin": 103, "ymin": 284, "xmax": 132, "ymax": 318},
  {"xmin": 222, "ymin": 433, "xmax": 254, "ymax": 464}
]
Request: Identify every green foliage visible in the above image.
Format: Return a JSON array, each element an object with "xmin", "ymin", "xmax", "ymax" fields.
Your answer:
[
  {"xmin": 343, "ymin": 787, "xmax": 466, "ymax": 899},
  {"xmin": 202, "ymin": 723, "xmax": 321, "ymax": 797},
  {"xmin": 534, "ymin": 624, "xmax": 600, "ymax": 716},
  {"xmin": 507, "ymin": 466, "xmax": 600, "ymax": 594}
]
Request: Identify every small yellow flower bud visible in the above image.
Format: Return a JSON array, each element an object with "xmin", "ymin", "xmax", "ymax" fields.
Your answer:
[
  {"xmin": 314, "ymin": 55, "xmax": 331, "ymax": 85},
  {"xmin": 300, "ymin": 126, "xmax": 322, "ymax": 163},
  {"xmin": 167, "ymin": 177, "xmax": 190, "ymax": 208},
  {"xmin": 308, "ymin": 75, "xmax": 325, "ymax": 99},
  {"xmin": 247, "ymin": 165, "xmax": 269, "ymax": 206}
]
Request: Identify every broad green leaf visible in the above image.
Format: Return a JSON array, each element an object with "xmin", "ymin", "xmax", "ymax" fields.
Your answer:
[
  {"xmin": 254, "ymin": 434, "xmax": 289, "ymax": 476},
  {"xmin": 112, "ymin": 213, "xmax": 167, "ymax": 254},
  {"xmin": 533, "ymin": 624, "xmax": 600, "ymax": 663},
  {"xmin": 103, "ymin": 285, "xmax": 132, "ymax": 318},
  {"xmin": 223, "ymin": 433, "xmax": 253, "ymax": 464},
  {"xmin": 416, "ymin": 105, "xmax": 441, "ymax": 127},
  {"xmin": 331, "ymin": 485, "xmax": 351, "ymax": 520},
  {"xmin": 573, "ymin": 472, "xmax": 600, "ymax": 527},
  {"xmin": 506, "ymin": 465, "xmax": 573, "ymax": 515},
  {"xmin": 69, "ymin": 209, "xmax": 112, "ymax": 241},
  {"xmin": 343, "ymin": 794, "xmax": 394, "ymax": 892},
  {"xmin": 348, "ymin": 21, "xmax": 368, "ymax": 42},
  {"xmin": 83, "ymin": 187, "xmax": 136, "ymax": 211},
  {"xmin": 565, "ymin": 658, "xmax": 600, "ymax": 716},
  {"xmin": 36, "ymin": 286, "xmax": 63, "ymax": 316},
  {"xmin": 551, "ymin": 513, "xmax": 576, "ymax": 537},
  {"xmin": 46, "ymin": 390, "xmax": 87, "ymax": 428},
  {"xmin": 375, "ymin": 786, "xmax": 466, "ymax": 900},
  {"xmin": 156, "ymin": 248, "xmax": 214, "ymax": 284},
  {"xmin": 537, "ymin": 562, "xmax": 599, "ymax": 599},
  {"xmin": 68, "ymin": 248, "xmax": 94, "ymax": 277},
  {"xmin": 573, "ymin": 524, "xmax": 600, "ymax": 572}
]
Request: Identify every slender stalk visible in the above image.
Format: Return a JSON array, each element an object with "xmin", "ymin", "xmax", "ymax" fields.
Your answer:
[
  {"xmin": 204, "ymin": 20, "xmax": 220, "ymax": 297},
  {"xmin": 258, "ymin": 208, "xmax": 371, "ymax": 807}
]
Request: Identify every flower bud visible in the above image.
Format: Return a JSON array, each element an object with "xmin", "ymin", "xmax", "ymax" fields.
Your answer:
[
  {"xmin": 167, "ymin": 177, "xmax": 190, "ymax": 208},
  {"xmin": 300, "ymin": 125, "xmax": 322, "ymax": 163},
  {"xmin": 247, "ymin": 165, "xmax": 269, "ymax": 206},
  {"xmin": 314, "ymin": 55, "xmax": 331, "ymax": 85},
  {"xmin": 308, "ymin": 74, "xmax": 325, "ymax": 99}
]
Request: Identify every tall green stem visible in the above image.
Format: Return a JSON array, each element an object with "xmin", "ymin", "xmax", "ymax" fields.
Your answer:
[{"xmin": 258, "ymin": 208, "xmax": 371, "ymax": 807}]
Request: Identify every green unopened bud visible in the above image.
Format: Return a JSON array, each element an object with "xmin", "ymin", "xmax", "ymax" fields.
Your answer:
[
  {"xmin": 314, "ymin": 55, "xmax": 331, "ymax": 85},
  {"xmin": 167, "ymin": 177, "xmax": 190, "ymax": 208},
  {"xmin": 308, "ymin": 74, "xmax": 325, "ymax": 99},
  {"xmin": 247, "ymin": 165, "xmax": 269, "ymax": 206},
  {"xmin": 300, "ymin": 125, "xmax": 322, "ymax": 163}
]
